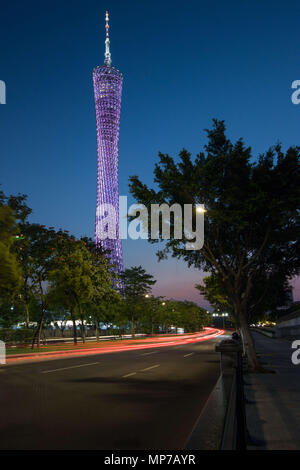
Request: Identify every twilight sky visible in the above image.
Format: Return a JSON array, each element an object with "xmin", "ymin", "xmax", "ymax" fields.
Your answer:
[{"xmin": 1, "ymin": 0, "xmax": 299, "ymax": 307}]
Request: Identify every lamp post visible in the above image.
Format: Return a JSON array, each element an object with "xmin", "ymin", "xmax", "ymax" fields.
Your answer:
[
  {"xmin": 212, "ymin": 312, "xmax": 228, "ymax": 329},
  {"xmin": 144, "ymin": 294, "xmax": 153, "ymax": 335},
  {"xmin": 222, "ymin": 313, "xmax": 229, "ymax": 329}
]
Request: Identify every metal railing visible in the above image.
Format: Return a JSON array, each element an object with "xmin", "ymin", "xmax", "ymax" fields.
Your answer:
[{"xmin": 217, "ymin": 344, "xmax": 248, "ymax": 450}]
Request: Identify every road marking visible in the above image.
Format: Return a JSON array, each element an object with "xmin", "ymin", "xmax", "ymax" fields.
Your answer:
[
  {"xmin": 122, "ymin": 372, "xmax": 137, "ymax": 378},
  {"xmin": 140, "ymin": 364, "xmax": 160, "ymax": 372},
  {"xmin": 184, "ymin": 353, "xmax": 194, "ymax": 358},
  {"xmin": 41, "ymin": 362, "xmax": 100, "ymax": 374},
  {"xmin": 140, "ymin": 351, "xmax": 158, "ymax": 356}
]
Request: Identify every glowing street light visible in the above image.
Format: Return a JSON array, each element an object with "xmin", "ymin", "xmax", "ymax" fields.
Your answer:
[{"xmin": 221, "ymin": 313, "xmax": 228, "ymax": 329}]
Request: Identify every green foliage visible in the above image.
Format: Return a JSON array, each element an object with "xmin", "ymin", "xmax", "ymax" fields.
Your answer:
[
  {"xmin": 120, "ymin": 266, "xmax": 156, "ymax": 336},
  {"xmin": 120, "ymin": 266, "xmax": 156, "ymax": 299},
  {"xmin": 0, "ymin": 205, "xmax": 22, "ymax": 300},
  {"xmin": 129, "ymin": 120, "xmax": 300, "ymax": 369},
  {"xmin": 0, "ymin": 328, "xmax": 35, "ymax": 344},
  {"xmin": 48, "ymin": 241, "xmax": 93, "ymax": 313},
  {"xmin": 196, "ymin": 275, "xmax": 231, "ymax": 313},
  {"xmin": 0, "ymin": 299, "xmax": 24, "ymax": 328}
]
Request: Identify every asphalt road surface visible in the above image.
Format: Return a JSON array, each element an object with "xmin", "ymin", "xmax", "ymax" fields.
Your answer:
[{"xmin": 0, "ymin": 335, "xmax": 224, "ymax": 450}]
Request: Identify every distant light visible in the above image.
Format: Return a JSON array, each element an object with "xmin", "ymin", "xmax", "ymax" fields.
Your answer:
[
  {"xmin": 162, "ymin": 302, "xmax": 166, "ymax": 306},
  {"xmin": 196, "ymin": 206, "xmax": 207, "ymax": 213}
]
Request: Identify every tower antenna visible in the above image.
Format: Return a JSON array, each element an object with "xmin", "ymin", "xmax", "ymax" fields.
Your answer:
[{"xmin": 104, "ymin": 11, "xmax": 111, "ymax": 66}]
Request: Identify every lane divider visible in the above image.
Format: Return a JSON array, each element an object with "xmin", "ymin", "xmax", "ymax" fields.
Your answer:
[
  {"xmin": 140, "ymin": 364, "xmax": 160, "ymax": 372},
  {"xmin": 122, "ymin": 372, "xmax": 137, "ymax": 378},
  {"xmin": 140, "ymin": 351, "xmax": 158, "ymax": 356},
  {"xmin": 41, "ymin": 362, "xmax": 100, "ymax": 374}
]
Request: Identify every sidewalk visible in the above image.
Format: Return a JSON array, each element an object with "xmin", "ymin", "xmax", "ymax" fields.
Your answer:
[{"xmin": 245, "ymin": 332, "xmax": 300, "ymax": 450}]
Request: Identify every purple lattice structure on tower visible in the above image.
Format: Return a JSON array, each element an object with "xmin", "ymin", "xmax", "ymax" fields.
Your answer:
[{"xmin": 93, "ymin": 12, "xmax": 123, "ymax": 275}]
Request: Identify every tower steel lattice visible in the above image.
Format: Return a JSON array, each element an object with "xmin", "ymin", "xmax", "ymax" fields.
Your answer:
[{"xmin": 93, "ymin": 11, "xmax": 123, "ymax": 275}]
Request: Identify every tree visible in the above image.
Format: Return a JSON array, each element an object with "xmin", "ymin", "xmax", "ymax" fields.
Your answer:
[
  {"xmin": 2, "ymin": 192, "xmax": 34, "ymax": 326},
  {"xmin": 129, "ymin": 120, "xmax": 300, "ymax": 370},
  {"xmin": 197, "ymin": 270, "xmax": 293, "ymax": 326},
  {"xmin": 196, "ymin": 275, "xmax": 233, "ymax": 317},
  {"xmin": 48, "ymin": 238, "xmax": 93, "ymax": 344},
  {"xmin": 120, "ymin": 266, "xmax": 156, "ymax": 337},
  {"xmin": 170, "ymin": 300, "xmax": 209, "ymax": 333},
  {"xmin": 141, "ymin": 295, "xmax": 165, "ymax": 334},
  {"xmin": 158, "ymin": 300, "xmax": 179, "ymax": 333},
  {"xmin": 85, "ymin": 240, "xmax": 122, "ymax": 341},
  {"xmin": 0, "ymin": 205, "xmax": 22, "ymax": 301},
  {"xmin": 0, "ymin": 298, "xmax": 24, "ymax": 328},
  {"xmin": 21, "ymin": 224, "xmax": 64, "ymax": 348}
]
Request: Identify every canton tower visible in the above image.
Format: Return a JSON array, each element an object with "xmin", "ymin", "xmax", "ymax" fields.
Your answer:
[{"xmin": 93, "ymin": 11, "xmax": 123, "ymax": 275}]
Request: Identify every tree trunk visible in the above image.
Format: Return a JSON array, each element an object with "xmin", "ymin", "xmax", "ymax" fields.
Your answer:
[
  {"xmin": 239, "ymin": 309, "xmax": 260, "ymax": 370},
  {"xmin": 25, "ymin": 304, "xmax": 30, "ymax": 328},
  {"xmin": 80, "ymin": 316, "xmax": 86, "ymax": 343},
  {"xmin": 31, "ymin": 311, "xmax": 44, "ymax": 349},
  {"xmin": 71, "ymin": 310, "xmax": 77, "ymax": 345},
  {"xmin": 131, "ymin": 317, "xmax": 135, "ymax": 338},
  {"xmin": 32, "ymin": 282, "xmax": 46, "ymax": 349},
  {"xmin": 96, "ymin": 322, "xmax": 100, "ymax": 342},
  {"xmin": 32, "ymin": 280, "xmax": 46, "ymax": 349}
]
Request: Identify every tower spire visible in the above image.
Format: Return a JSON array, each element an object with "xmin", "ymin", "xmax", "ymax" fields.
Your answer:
[{"xmin": 104, "ymin": 11, "xmax": 111, "ymax": 66}]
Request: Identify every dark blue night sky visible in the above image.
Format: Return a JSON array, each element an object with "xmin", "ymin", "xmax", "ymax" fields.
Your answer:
[{"xmin": 1, "ymin": 0, "xmax": 299, "ymax": 305}]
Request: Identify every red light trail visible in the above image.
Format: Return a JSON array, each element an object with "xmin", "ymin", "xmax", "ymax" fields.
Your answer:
[{"xmin": 6, "ymin": 328, "xmax": 224, "ymax": 365}]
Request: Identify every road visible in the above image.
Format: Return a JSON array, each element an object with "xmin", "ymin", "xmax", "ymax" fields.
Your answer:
[{"xmin": 0, "ymin": 333, "xmax": 225, "ymax": 450}]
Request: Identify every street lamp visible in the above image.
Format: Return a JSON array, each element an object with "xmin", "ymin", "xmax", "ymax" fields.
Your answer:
[
  {"xmin": 196, "ymin": 206, "xmax": 207, "ymax": 213},
  {"xmin": 221, "ymin": 313, "xmax": 229, "ymax": 329}
]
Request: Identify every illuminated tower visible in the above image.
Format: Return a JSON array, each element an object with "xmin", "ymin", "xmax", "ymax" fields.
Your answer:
[{"xmin": 93, "ymin": 11, "xmax": 123, "ymax": 274}]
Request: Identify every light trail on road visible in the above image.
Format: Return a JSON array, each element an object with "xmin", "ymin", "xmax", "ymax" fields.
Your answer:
[
  {"xmin": 5, "ymin": 328, "xmax": 224, "ymax": 365},
  {"xmin": 1, "ymin": 328, "xmax": 225, "ymax": 450}
]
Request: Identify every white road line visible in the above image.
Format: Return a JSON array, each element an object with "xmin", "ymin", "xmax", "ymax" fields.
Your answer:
[
  {"xmin": 140, "ymin": 364, "xmax": 160, "ymax": 372},
  {"xmin": 184, "ymin": 353, "xmax": 194, "ymax": 357},
  {"xmin": 140, "ymin": 351, "xmax": 158, "ymax": 356},
  {"xmin": 122, "ymin": 372, "xmax": 137, "ymax": 378},
  {"xmin": 41, "ymin": 362, "xmax": 100, "ymax": 374}
]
